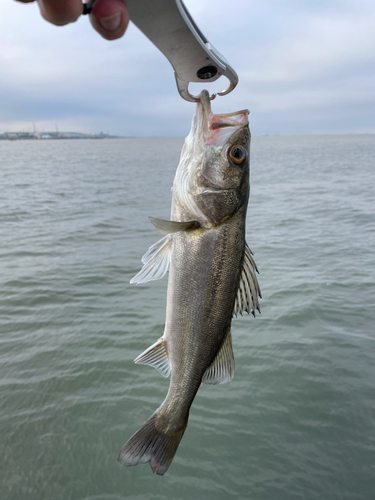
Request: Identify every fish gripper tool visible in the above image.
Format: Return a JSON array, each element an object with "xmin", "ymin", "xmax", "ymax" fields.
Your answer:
[{"xmin": 83, "ymin": 0, "xmax": 239, "ymax": 102}]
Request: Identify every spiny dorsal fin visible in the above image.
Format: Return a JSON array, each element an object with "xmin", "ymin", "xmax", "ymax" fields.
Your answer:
[
  {"xmin": 233, "ymin": 243, "xmax": 261, "ymax": 318},
  {"xmin": 134, "ymin": 337, "xmax": 170, "ymax": 378},
  {"xmin": 130, "ymin": 235, "xmax": 172, "ymax": 284},
  {"xmin": 202, "ymin": 329, "xmax": 234, "ymax": 385},
  {"xmin": 149, "ymin": 216, "xmax": 200, "ymax": 234}
]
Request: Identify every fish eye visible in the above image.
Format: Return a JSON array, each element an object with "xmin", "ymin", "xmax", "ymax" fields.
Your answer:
[{"xmin": 229, "ymin": 145, "xmax": 246, "ymax": 165}]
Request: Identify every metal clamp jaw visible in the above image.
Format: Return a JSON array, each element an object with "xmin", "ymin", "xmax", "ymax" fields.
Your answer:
[{"xmin": 126, "ymin": 0, "xmax": 238, "ymax": 102}]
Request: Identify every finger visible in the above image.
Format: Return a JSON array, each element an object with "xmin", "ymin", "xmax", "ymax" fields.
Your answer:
[
  {"xmin": 37, "ymin": 0, "xmax": 83, "ymax": 26},
  {"xmin": 89, "ymin": 0, "xmax": 129, "ymax": 41}
]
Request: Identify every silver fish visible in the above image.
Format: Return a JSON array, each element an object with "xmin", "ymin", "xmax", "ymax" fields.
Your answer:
[{"xmin": 118, "ymin": 90, "xmax": 261, "ymax": 475}]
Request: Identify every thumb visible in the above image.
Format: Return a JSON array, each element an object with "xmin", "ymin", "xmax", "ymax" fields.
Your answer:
[{"xmin": 89, "ymin": 0, "xmax": 129, "ymax": 41}]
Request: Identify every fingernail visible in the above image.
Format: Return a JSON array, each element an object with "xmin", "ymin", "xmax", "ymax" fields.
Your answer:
[{"xmin": 98, "ymin": 12, "xmax": 121, "ymax": 31}]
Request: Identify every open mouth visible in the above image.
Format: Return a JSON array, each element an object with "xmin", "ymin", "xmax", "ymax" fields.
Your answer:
[{"xmin": 196, "ymin": 90, "xmax": 249, "ymax": 147}]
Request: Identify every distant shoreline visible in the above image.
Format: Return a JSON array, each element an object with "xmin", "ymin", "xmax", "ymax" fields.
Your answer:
[
  {"xmin": 1, "ymin": 132, "xmax": 373, "ymax": 141},
  {"xmin": 0, "ymin": 132, "xmax": 121, "ymax": 141}
]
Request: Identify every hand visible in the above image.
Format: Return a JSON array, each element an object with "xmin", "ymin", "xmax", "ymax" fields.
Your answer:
[{"xmin": 15, "ymin": 0, "xmax": 130, "ymax": 41}]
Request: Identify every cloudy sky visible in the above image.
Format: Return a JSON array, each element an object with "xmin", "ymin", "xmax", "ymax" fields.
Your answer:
[{"xmin": 1, "ymin": 0, "xmax": 375, "ymax": 136}]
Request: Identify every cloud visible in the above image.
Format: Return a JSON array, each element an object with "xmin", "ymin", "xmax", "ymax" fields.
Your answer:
[{"xmin": 0, "ymin": 0, "xmax": 374, "ymax": 135}]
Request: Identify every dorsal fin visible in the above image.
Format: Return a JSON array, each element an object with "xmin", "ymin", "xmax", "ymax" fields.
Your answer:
[
  {"xmin": 233, "ymin": 243, "xmax": 261, "ymax": 317},
  {"xmin": 202, "ymin": 329, "xmax": 234, "ymax": 385}
]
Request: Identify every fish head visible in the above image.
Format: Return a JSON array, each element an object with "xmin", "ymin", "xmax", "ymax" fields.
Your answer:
[{"xmin": 173, "ymin": 90, "xmax": 250, "ymax": 227}]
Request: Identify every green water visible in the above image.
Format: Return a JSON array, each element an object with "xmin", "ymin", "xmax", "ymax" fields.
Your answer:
[{"xmin": 1, "ymin": 135, "xmax": 374, "ymax": 499}]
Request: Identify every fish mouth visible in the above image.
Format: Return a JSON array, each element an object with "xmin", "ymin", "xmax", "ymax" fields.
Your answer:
[{"xmin": 196, "ymin": 90, "xmax": 249, "ymax": 147}]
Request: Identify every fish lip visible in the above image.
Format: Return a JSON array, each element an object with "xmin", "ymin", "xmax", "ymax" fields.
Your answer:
[{"xmin": 199, "ymin": 89, "xmax": 212, "ymax": 117}]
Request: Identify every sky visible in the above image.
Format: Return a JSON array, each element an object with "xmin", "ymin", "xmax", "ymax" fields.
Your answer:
[{"xmin": 1, "ymin": 0, "xmax": 375, "ymax": 136}]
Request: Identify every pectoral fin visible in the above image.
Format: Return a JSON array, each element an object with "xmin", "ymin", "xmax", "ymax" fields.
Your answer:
[
  {"xmin": 130, "ymin": 235, "xmax": 172, "ymax": 284},
  {"xmin": 134, "ymin": 337, "xmax": 171, "ymax": 378},
  {"xmin": 233, "ymin": 243, "xmax": 261, "ymax": 317},
  {"xmin": 202, "ymin": 329, "xmax": 234, "ymax": 385},
  {"xmin": 149, "ymin": 217, "xmax": 200, "ymax": 234}
]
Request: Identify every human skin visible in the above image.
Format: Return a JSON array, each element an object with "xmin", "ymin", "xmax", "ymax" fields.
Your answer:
[{"xmin": 15, "ymin": 0, "xmax": 130, "ymax": 40}]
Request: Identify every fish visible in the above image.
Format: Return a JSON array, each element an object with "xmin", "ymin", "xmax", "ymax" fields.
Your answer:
[{"xmin": 118, "ymin": 90, "xmax": 261, "ymax": 475}]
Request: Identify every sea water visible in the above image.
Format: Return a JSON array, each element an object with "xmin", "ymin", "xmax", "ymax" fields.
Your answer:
[{"xmin": 0, "ymin": 135, "xmax": 374, "ymax": 499}]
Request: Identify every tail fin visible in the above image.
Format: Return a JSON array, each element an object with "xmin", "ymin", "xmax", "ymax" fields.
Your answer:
[{"xmin": 117, "ymin": 412, "xmax": 187, "ymax": 475}]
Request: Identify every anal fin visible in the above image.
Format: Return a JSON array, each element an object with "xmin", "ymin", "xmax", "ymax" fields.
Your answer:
[
  {"xmin": 134, "ymin": 337, "xmax": 171, "ymax": 378},
  {"xmin": 202, "ymin": 329, "xmax": 234, "ymax": 385}
]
